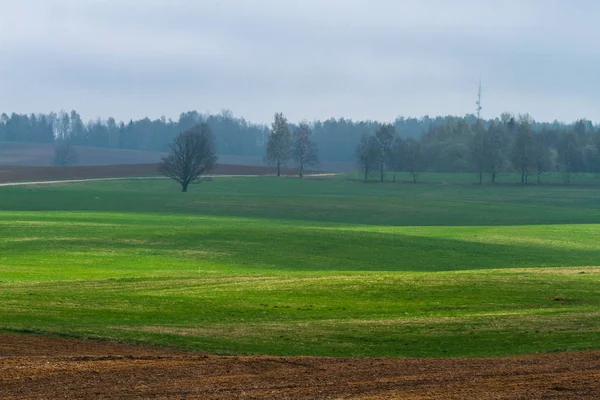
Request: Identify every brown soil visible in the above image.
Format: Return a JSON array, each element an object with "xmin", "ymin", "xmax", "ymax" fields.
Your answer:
[
  {"xmin": 0, "ymin": 164, "xmax": 308, "ymax": 184},
  {"xmin": 0, "ymin": 142, "xmax": 165, "ymax": 167},
  {"xmin": 1, "ymin": 335, "xmax": 599, "ymax": 399}
]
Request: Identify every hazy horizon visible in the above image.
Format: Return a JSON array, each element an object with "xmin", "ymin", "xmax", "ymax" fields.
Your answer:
[{"xmin": 2, "ymin": 0, "xmax": 600, "ymax": 124}]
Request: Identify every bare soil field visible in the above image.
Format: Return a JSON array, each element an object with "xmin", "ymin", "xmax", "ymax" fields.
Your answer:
[
  {"xmin": 1, "ymin": 335, "xmax": 598, "ymax": 399},
  {"xmin": 0, "ymin": 142, "xmax": 165, "ymax": 166},
  {"xmin": 0, "ymin": 141, "xmax": 354, "ymax": 171},
  {"xmin": 0, "ymin": 163, "xmax": 305, "ymax": 184}
]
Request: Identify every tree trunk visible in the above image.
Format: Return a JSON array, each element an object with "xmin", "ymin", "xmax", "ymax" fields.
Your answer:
[
  {"xmin": 412, "ymin": 172, "xmax": 417, "ymax": 184},
  {"xmin": 182, "ymin": 182, "xmax": 189, "ymax": 192},
  {"xmin": 537, "ymin": 171, "xmax": 541, "ymax": 184},
  {"xmin": 521, "ymin": 168, "xmax": 525, "ymax": 184},
  {"xmin": 492, "ymin": 170, "xmax": 497, "ymax": 184},
  {"xmin": 380, "ymin": 162, "xmax": 384, "ymax": 183},
  {"xmin": 277, "ymin": 161, "xmax": 281, "ymax": 177},
  {"xmin": 299, "ymin": 162, "xmax": 304, "ymax": 178}
]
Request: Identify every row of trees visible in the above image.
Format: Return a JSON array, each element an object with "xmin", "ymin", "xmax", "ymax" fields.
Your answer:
[
  {"xmin": 356, "ymin": 126, "xmax": 422, "ymax": 183},
  {"xmin": 121, "ymin": 110, "xmax": 600, "ymax": 192},
  {"xmin": 3, "ymin": 110, "xmax": 599, "ymax": 169},
  {"xmin": 355, "ymin": 114, "xmax": 600, "ymax": 184},
  {"xmin": 0, "ymin": 110, "xmax": 440, "ymax": 161},
  {"xmin": 0, "ymin": 110, "xmax": 266, "ymax": 156},
  {"xmin": 159, "ymin": 114, "xmax": 320, "ymax": 192},
  {"xmin": 3, "ymin": 109, "xmax": 600, "ymax": 180},
  {"xmin": 264, "ymin": 113, "xmax": 319, "ymax": 177}
]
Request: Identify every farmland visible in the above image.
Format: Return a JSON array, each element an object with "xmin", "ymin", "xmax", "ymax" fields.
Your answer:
[
  {"xmin": 1, "ymin": 176, "xmax": 599, "ymax": 359},
  {"xmin": 0, "ymin": 141, "xmax": 353, "ymax": 172},
  {"xmin": 0, "ymin": 163, "xmax": 303, "ymax": 184}
]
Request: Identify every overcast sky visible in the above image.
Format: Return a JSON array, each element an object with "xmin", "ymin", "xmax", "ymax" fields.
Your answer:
[{"xmin": 1, "ymin": 0, "xmax": 599, "ymax": 124}]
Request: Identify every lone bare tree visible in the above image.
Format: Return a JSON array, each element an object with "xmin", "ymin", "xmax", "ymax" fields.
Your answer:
[
  {"xmin": 265, "ymin": 113, "xmax": 292, "ymax": 177},
  {"xmin": 53, "ymin": 141, "xmax": 79, "ymax": 166},
  {"xmin": 292, "ymin": 122, "xmax": 319, "ymax": 178},
  {"xmin": 159, "ymin": 123, "xmax": 218, "ymax": 192}
]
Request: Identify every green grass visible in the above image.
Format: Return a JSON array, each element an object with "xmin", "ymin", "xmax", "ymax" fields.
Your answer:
[
  {"xmin": 1, "ymin": 177, "xmax": 599, "ymax": 357},
  {"xmin": 343, "ymin": 171, "xmax": 600, "ymax": 185}
]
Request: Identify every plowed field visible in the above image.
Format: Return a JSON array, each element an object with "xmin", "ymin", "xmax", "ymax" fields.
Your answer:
[
  {"xmin": 1, "ymin": 335, "xmax": 599, "ymax": 399},
  {"xmin": 0, "ymin": 163, "xmax": 308, "ymax": 183}
]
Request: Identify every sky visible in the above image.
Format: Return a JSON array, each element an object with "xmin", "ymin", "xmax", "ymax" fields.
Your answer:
[{"xmin": 1, "ymin": 0, "xmax": 600, "ymax": 124}]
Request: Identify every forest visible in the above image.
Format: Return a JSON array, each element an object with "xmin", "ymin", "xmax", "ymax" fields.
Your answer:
[{"xmin": 0, "ymin": 110, "xmax": 598, "ymax": 178}]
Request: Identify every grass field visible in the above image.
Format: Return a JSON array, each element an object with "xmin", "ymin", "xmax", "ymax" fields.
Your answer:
[
  {"xmin": 344, "ymin": 170, "xmax": 600, "ymax": 185},
  {"xmin": 1, "ymin": 177, "xmax": 599, "ymax": 357}
]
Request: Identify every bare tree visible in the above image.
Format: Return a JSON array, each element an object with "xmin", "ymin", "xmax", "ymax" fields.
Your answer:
[
  {"xmin": 532, "ymin": 132, "xmax": 553, "ymax": 183},
  {"xmin": 265, "ymin": 113, "xmax": 292, "ymax": 177},
  {"xmin": 375, "ymin": 124, "xmax": 395, "ymax": 182},
  {"xmin": 510, "ymin": 114, "xmax": 534, "ymax": 184},
  {"xmin": 355, "ymin": 134, "xmax": 379, "ymax": 181},
  {"xmin": 403, "ymin": 138, "xmax": 422, "ymax": 184},
  {"xmin": 557, "ymin": 130, "xmax": 581, "ymax": 184},
  {"xmin": 292, "ymin": 122, "xmax": 319, "ymax": 178},
  {"xmin": 159, "ymin": 123, "xmax": 218, "ymax": 192},
  {"xmin": 387, "ymin": 135, "xmax": 403, "ymax": 182},
  {"xmin": 53, "ymin": 141, "xmax": 79, "ymax": 166},
  {"xmin": 487, "ymin": 121, "xmax": 508, "ymax": 184},
  {"xmin": 501, "ymin": 112, "xmax": 517, "ymax": 139},
  {"xmin": 468, "ymin": 121, "xmax": 488, "ymax": 184}
]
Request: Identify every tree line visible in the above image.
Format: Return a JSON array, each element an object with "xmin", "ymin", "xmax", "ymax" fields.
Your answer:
[
  {"xmin": 365, "ymin": 113, "xmax": 599, "ymax": 184},
  {"xmin": 0, "ymin": 110, "xmax": 460, "ymax": 162},
  {"xmin": 159, "ymin": 114, "xmax": 319, "ymax": 191},
  {"xmin": 3, "ymin": 110, "xmax": 600, "ymax": 181}
]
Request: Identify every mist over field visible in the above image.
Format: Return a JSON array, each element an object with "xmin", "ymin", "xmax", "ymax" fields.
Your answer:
[
  {"xmin": 1, "ymin": 1, "xmax": 600, "ymax": 176},
  {"xmin": 2, "ymin": 0, "xmax": 600, "ymax": 123}
]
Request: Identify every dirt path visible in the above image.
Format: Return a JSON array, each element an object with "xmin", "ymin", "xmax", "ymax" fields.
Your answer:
[
  {"xmin": 0, "ymin": 163, "xmax": 332, "ymax": 185},
  {"xmin": 1, "ymin": 335, "xmax": 598, "ymax": 399},
  {"xmin": 0, "ymin": 173, "xmax": 337, "ymax": 187},
  {"xmin": 0, "ymin": 177, "xmax": 155, "ymax": 187}
]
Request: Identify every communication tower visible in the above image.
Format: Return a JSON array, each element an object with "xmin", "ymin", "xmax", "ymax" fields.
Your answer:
[{"xmin": 476, "ymin": 78, "xmax": 483, "ymax": 120}]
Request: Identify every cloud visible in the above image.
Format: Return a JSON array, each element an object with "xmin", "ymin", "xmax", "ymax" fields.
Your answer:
[{"xmin": 1, "ymin": 0, "xmax": 600, "ymax": 124}]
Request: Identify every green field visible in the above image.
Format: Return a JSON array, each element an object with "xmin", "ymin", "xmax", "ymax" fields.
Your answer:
[
  {"xmin": 344, "ymin": 171, "xmax": 600, "ymax": 185},
  {"xmin": 1, "ymin": 177, "xmax": 599, "ymax": 357}
]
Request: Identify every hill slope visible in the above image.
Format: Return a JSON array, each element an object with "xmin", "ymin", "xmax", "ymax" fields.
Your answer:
[
  {"xmin": 0, "ymin": 142, "xmax": 163, "ymax": 166},
  {"xmin": 0, "ymin": 142, "xmax": 350, "ymax": 171}
]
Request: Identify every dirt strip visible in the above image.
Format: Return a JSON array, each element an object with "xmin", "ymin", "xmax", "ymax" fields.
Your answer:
[
  {"xmin": 1, "ymin": 335, "xmax": 599, "ymax": 399},
  {"xmin": 0, "ymin": 163, "xmax": 317, "ymax": 184},
  {"xmin": 0, "ymin": 174, "xmax": 337, "ymax": 187}
]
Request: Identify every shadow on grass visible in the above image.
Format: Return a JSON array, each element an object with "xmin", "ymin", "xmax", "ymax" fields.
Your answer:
[{"xmin": 3, "ymin": 225, "xmax": 599, "ymax": 273}]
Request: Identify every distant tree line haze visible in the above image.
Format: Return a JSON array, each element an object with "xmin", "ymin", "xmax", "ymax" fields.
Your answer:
[
  {"xmin": 2, "ymin": 110, "xmax": 600, "ymax": 181},
  {"xmin": 354, "ymin": 113, "xmax": 597, "ymax": 184}
]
